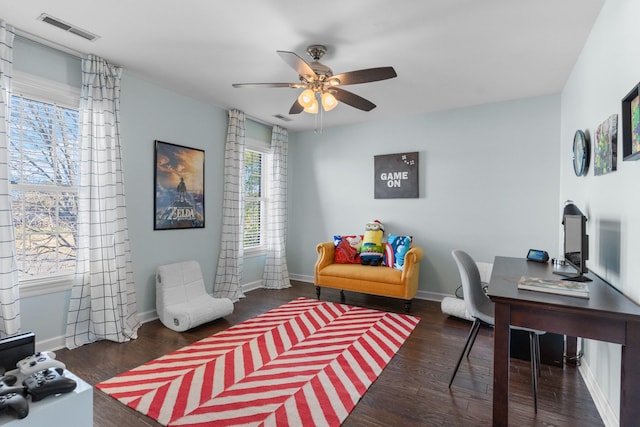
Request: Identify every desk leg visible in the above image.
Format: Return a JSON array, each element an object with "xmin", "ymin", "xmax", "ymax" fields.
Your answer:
[
  {"xmin": 565, "ymin": 336, "xmax": 578, "ymax": 365},
  {"xmin": 621, "ymin": 320, "xmax": 640, "ymax": 426},
  {"xmin": 493, "ymin": 302, "xmax": 510, "ymax": 427}
]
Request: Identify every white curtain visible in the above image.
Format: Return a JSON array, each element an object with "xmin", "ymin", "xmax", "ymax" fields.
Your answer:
[
  {"xmin": 262, "ymin": 125, "xmax": 290, "ymax": 289},
  {"xmin": 66, "ymin": 55, "xmax": 140, "ymax": 349},
  {"xmin": 213, "ymin": 109, "xmax": 246, "ymax": 301},
  {"xmin": 0, "ymin": 21, "xmax": 20, "ymax": 337}
]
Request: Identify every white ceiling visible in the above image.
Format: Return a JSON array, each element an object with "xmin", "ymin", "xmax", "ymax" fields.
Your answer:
[{"xmin": 3, "ymin": 0, "xmax": 604, "ymax": 132}]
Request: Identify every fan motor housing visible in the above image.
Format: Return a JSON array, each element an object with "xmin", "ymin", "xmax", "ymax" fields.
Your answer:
[
  {"xmin": 310, "ymin": 62, "xmax": 333, "ymax": 77},
  {"xmin": 307, "ymin": 45, "xmax": 333, "ymax": 77}
]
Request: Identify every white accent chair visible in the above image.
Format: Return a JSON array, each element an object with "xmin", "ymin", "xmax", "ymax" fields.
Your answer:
[{"xmin": 156, "ymin": 260, "xmax": 234, "ymax": 332}]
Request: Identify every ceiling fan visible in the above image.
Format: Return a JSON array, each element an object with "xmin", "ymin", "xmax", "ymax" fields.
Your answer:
[{"xmin": 232, "ymin": 45, "xmax": 397, "ymax": 115}]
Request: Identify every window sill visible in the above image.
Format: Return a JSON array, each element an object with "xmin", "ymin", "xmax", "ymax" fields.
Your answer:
[
  {"xmin": 244, "ymin": 247, "xmax": 267, "ymax": 257},
  {"xmin": 19, "ymin": 274, "xmax": 74, "ymax": 298}
]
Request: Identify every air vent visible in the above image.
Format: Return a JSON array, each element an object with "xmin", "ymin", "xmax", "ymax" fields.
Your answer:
[
  {"xmin": 273, "ymin": 114, "xmax": 293, "ymax": 122},
  {"xmin": 37, "ymin": 13, "xmax": 99, "ymax": 41}
]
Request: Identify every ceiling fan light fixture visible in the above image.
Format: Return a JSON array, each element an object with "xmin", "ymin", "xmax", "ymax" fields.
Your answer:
[
  {"xmin": 232, "ymin": 46, "xmax": 397, "ymax": 117},
  {"xmin": 297, "ymin": 89, "xmax": 315, "ymax": 108},
  {"xmin": 304, "ymin": 99, "xmax": 319, "ymax": 114},
  {"xmin": 321, "ymin": 91, "xmax": 338, "ymax": 111}
]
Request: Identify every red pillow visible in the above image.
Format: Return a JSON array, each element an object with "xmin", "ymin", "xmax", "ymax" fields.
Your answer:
[{"xmin": 333, "ymin": 235, "xmax": 362, "ymax": 264}]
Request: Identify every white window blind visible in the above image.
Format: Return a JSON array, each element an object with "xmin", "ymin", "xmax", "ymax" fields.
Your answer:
[{"xmin": 243, "ymin": 149, "xmax": 264, "ymax": 249}]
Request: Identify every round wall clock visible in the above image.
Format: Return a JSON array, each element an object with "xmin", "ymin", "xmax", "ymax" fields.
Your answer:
[{"xmin": 572, "ymin": 130, "xmax": 589, "ymax": 176}]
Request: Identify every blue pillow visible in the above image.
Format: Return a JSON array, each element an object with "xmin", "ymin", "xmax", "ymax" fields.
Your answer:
[{"xmin": 385, "ymin": 235, "xmax": 412, "ymax": 270}]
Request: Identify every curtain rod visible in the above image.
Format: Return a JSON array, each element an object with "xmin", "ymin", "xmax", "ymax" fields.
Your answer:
[
  {"xmin": 246, "ymin": 114, "xmax": 275, "ymax": 128},
  {"xmin": 14, "ymin": 27, "xmax": 122, "ymax": 68},
  {"xmin": 15, "ymin": 28, "xmax": 84, "ymax": 60}
]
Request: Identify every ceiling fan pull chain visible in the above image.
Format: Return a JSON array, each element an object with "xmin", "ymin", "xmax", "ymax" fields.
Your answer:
[{"xmin": 316, "ymin": 100, "xmax": 325, "ymax": 134}]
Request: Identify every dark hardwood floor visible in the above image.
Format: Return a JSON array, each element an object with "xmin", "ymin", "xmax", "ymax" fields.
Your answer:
[{"xmin": 55, "ymin": 281, "xmax": 604, "ymax": 426}]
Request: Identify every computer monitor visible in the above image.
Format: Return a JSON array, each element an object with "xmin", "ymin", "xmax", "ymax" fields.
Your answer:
[{"xmin": 558, "ymin": 209, "xmax": 591, "ymax": 282}]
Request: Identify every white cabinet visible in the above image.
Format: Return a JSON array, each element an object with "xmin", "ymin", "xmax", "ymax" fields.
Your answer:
[{"xmin": 0, "ymin": 370, "xmax": 92, "ymax": 426}]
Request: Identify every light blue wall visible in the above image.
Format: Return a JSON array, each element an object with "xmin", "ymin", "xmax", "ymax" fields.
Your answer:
[
  {"xmin": 560, "ymin": 0, "xmax": 640, "ymax": 423},
  {"xmin": 12, "ymin": 37, "xmax": 271, "ymax": 345},
  {"xmin": 14, "ymin": 36, "xmax": 561, "ymax": 348},
  {"xmin": 287, "ymin": 95, "xmax": 561, "ymax": 296},
  {"xmin": 118, "ymin": 74, "xmax": 227, "ymax": 315}
]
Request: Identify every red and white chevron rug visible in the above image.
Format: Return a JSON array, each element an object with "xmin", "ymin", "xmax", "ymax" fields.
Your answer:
[{"xmin": 96, "ymin": 297, "xmax": 419, "ymax": 426}]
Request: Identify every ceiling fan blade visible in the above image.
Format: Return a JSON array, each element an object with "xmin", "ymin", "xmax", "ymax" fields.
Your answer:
[
  {"xmin": 232, "ymin": 82, "xmax": 301, "ymax": 88},
  {"xmin": 289, "ymin": 99, "xmax": 304, "ymax": 114},
  {"xmin": 332, "ymin": 87, "xmax": 376, "ymax": 111},
  {"xmin": 330, "ymin": 67, "xmax": 397, "ymax": 86},
  {"xmin": 277, "ymin": 50, "xmax": 317, "ymax": 81}
]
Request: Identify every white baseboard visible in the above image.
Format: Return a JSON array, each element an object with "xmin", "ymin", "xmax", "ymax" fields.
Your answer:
[
  {"xmin": 138, "ymin": 308, "xmax": 158, "ymax": 324},
  {"xmin": 35, "ymin": 335, "xmax": 66, "ymax": 353},
  {"xmin": 242, "ymin": 280, "xmax": 263, "ymax": 293},
  {"xmin": 287, "ymin": 275, "xmax": 454, "ymax": 303},
  {"xmin": 35, "ymin": 280, "xmax": 452, "ymax": 352},
  {"xmin": 289, "ymin": 273, "xmax": 313, "ymax": 283},
  {"xmin": 578, "ymin": 359, "xmax": 618, "ymax": 427},
  {"xmin": 39, "ymin": 308, "xmax": 159, "ymax": 352},
  {"xmin": 39, "ymin": 282, "xmax": 268, "ymax": 352},
  {"xmin": 416, "ymin": 289, "xmax": 451, "ymax": 302}
]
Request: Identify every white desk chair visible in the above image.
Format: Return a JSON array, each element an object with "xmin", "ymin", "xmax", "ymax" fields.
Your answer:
[{"xmin": 449, "ymin": 250, "xmax": 544, "ymax": 412}]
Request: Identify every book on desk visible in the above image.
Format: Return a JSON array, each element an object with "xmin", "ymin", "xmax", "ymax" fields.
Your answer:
[{"xmin": 517, "ymin": 276, "xmax": 589, "ymax": 298}]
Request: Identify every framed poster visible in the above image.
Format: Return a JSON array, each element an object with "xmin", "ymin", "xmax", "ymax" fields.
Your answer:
[
  {"xmin": 154, "ymin": 140, "xmax": 205, "ymax": 230},
  {"xmin": 594, "ymin": 114, "xmax": 618, "ymax": 176},
  {"xmin": 621, "ymin": 83, "xmax": 640, "ymax": 161},
  {"xmin": 374, "ymin": 152, "xmax": 419, "ymax": 199}
]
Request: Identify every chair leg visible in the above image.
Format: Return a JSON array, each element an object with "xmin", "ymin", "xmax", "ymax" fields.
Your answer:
[
  {"xmin": 536, "ymin": 334, "xmax": 541, "ymax": 375},
  {"xmin": 449, "ymin": 319, "xmax": 481, "ymax": 388},
  {"xmin": 529, "ymin": 332, "xmax": 540, "ymax": 412},
  {"xmin": 466, "ymin": 320, "xmax": 482, "ymax": 357}
]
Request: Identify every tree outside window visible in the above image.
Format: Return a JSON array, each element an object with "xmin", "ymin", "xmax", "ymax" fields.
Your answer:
[{"xmin": 9, "ymin": 94, "xmax": 79, "ymax": 279}]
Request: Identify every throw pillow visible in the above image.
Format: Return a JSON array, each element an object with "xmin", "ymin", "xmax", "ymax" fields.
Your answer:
[
  {"xmin": 333, "ymin": 235, "xmax": 363, "ymax": 264},
  {"xmin": 385, "ymin": 234, "xmax": 412, "ymax": 270}
]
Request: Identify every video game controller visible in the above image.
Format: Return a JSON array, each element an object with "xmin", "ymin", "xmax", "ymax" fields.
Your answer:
[
  {"xmin": 16, "ymin": 351, "xmax": 65, "ymax": 376},
  {"xmin": 23, "ymin": 367, "xmax": 76, "ymax": 402},
  {"xmin": 0, "ymin": 392, "xmax": 29, "ymax": 419},
  {"xmin": 0, "ymin": 374, "xmax": 26, "ymax": 397}
]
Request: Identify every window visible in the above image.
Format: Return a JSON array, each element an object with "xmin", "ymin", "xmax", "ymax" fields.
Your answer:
[
  {"xmin": 243, "ymin": 142, "xmax": 269, "ymax": 252},
  {"xmin": 8, "ymin": 72, "xmax": 80, "ymax": 284}
]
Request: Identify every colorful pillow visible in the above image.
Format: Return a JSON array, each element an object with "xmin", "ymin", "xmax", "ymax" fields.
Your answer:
[
  {"xmin": 385, "ymin": 235, "xmax": 412, "ymax": 270},
  {"xmin": 333, "ymin": 235, "xmax": 363, "ymax": 264}
]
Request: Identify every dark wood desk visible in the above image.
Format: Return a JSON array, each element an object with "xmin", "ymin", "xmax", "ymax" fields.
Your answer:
[{"xmin": 488, "ymin": 256, "xmax": 640, "ymax": 427}]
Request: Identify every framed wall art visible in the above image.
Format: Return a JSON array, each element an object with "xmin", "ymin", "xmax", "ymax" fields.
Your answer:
[
  {"xmin": 621, "ymin": 82, "xmax": 640, "ymax": 161},
  {"xmin": 154, "ymin": 140, "xmax": 205, "ymax": 230},
  {"xmin": 594, "ymin": 114, "xmax": 618, "ymax": 176},
  {"xmin": 374, "ymin": 151, "xmax": 419, "ymax": 199}
]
